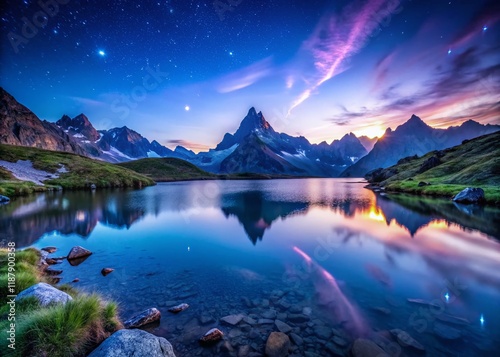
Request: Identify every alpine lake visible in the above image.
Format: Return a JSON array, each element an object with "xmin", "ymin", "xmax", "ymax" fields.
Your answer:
[{"xmin": 1, "ymin": 178, "xmax": 499, "ymax": 356}]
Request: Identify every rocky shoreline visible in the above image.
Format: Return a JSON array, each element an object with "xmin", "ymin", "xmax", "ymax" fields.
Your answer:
[{"xmin": 11, "ymin": 245, "xmax": 480, "ymax": 356}]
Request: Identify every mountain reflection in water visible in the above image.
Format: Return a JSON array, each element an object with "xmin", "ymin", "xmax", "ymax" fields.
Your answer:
[{"xmin": 1, "ymin": 179, "xmax": 498, "ymax": 247}]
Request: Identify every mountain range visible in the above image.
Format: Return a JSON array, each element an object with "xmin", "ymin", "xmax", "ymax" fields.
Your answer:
[
  {"xmin": 341, "ymin": 115, "xmax": 500, "ymax": 177},
  {"xmin": 1, "ymin": 87, "xmax": 499, "ymax": 177}
]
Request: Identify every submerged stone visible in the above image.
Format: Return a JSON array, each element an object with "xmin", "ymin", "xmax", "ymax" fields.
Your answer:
[
  {"xmin": 41, "ymin": 246, "xmax": 57, "ymax": 253},
  {"xmin": 199, "ymin": 328, "xmax": 224, "ymax": 345},
  {"xmin": 265, "ymin": 332, "xmax": 290, "ymax": 357},
  {"xmin": 275, "ymin": 319, "xmax": 292, "ymax": 333},
  {"xmin": 101, "ymin": 268, "xmax": 114, "ymax": 276},
  {"xmin": 124, "ymin": 308, "xmax": 161, "ymax": 329},
  {"xmin": 390, "ymin": 329, "xmax": 425, "ymax": 351},
  {"xmin": 220, "ymin": 314, "xmax": 245, "ymax": 326},
  {"xmin": 168, "ymin": 303, "xmax": 189, "ymax": 313},
  {"xmin": 352, "ymin": 339, "xmax": 389, "ymax": 357}
]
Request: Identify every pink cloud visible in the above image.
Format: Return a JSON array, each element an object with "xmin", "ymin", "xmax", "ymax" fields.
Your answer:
[
  {"xmin": 288, "ymin": 0, "xmax": 402, "ymax": 114},
  {"xmin": 216, "ymin": 57, "xmax": 273, "ymax": 93}
]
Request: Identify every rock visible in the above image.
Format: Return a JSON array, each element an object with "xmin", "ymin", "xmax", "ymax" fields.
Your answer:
[
  {"xmin": 168, "ymin": 303, "xmax": 189, "ymax": 313},
  {"xmin": 436, "ymin": 314, "xmax": 469, "ymax": 325},
  {"xmin": 289, "ymin": 333, "xmax": 303, "ymax": 346},
  {"xmin": 243, "ymin": 316, "xmax": 257, "ymax": 325},
  {"xmin": 258, "ymin": 318, "xmax": 274, "ymax": 325},
  {"xmin": 433, "ymin": 323, "xmax": 461, "ymax": 340},
  {"xmin": 332, "ymin": 335, "xmax": 348, "ymax": 347},
  {"xmin": 453, "ymin": 187, "xmax": 485, "ymax": 204},
  {"xmin": 407, "ymin": 298, "xmax": 440, "ymax": 308},
  {"xmin": 16, "ymin": 282, "xmax": 72, "ymax": 306},
  {"xmin": 397, "ymin": 155, "xmax": 419, "ymax": 165},
  {"xmin": 45, "ymin": 258, "xmax": 61, "ymax": 265},
  {"xmin": 124, "ymin": 308, "xmax": 161, "ymax": 329},
  {"xmin": 0, "ymin": 195, "xmax": 10, "ymax": 204},
  {"xmin": 418, "ymin": 181, "xmax": 430, "ymax": 187},
  {"xmin": 72, "ymin": 278, "xmax": 80, "ymax": 283},
  {"xmin": 302, "ymin": 307, "xmax": 312, "ymax": 315},
  {"xmin": 199, "ymin": 328, "xmax": 224, "ymax": 345},
  {"xmin": 101, "ymin": 268, "xmax": 114, "ymax": 276},
  {"xmin": 261, "ymin": 309, "xmax": 277, "ymax": 319},
  {"xmin": 288, "ymin": 314, "xmax": 309, "ymax": 323},
  {"xmin": 220, "ymin": 314, "xmax": 245, "ymax": 326},
  {"xmin": 228, "ymin": 328, "xmax": 243, "ymax": 338},
  {"xmin": 325, "ymin": 342, "xmax": 345, "ymax": 356},
  {"xmin": 418, "ymin": 156, "xmax": 441, "ymax": 173},
  {"xmin": 87, "ymin": 329, "xmax": 176, "ymax": 357},
  {"xmin": 390, "ymin": 329, "xmax": 425, "ymax": 351},
  {"xmin": 314, "ymin": 326, "xmax": 332, "ymax": 340},
  {"xmin": 352, "ymin": 339, "xmax": 389, "ymax": 357},
  {"xmin": 238, "ymin": 345, "xmax": 251, "ymax": 357},
  {"xmin": 275, "ymin": 320, "xmax": 292, "ymax": 333},
  {"xmin": 265, "ymin": 332, "xmax": 290, "ymax": 357},
  {"xmin": 90, "ymin": 183, "xmax": 97, "ymax": 190},
  {"xmin": 277, "ymin": 300, "xmax": 291, "ymax": 310},
  {"xmin": 67, "ymin": 246, "xmax": 92, "ymax": 260},
  {"xmin": 45, "ymin": 268, "xmax": 63, "ymax": 276},
  {"xmin": 41, "ymin": 246, "xmax": 57, "ymax": 253}
]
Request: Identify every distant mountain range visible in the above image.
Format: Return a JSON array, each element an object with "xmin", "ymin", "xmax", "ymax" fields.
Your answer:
[
  {"xmin": 341, "ymin": 114, "xmax": 500, "ymax": 177},
  {"xmin": 1, "ymin": 87, "xmax": 499, "ymax": 177}
]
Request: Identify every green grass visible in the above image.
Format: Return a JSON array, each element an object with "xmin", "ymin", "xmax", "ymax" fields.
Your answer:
[
  {"xmin": 0, "ymin": 248, "xmax": 41, "ymax": 306},
  {"xmin": 0, "ymin": 144, "xmax": 155, "ymax": 196},
  {"xmin": 367, "ymin": 132, "xmax": 500, "ymax": 204},
  {"xmin": 118, "ymin": 157, "xmax": 217, "ymax": 181},
  {"xmin": 0, "ymin": 248, "xmax": 122, "ymax": 357}
]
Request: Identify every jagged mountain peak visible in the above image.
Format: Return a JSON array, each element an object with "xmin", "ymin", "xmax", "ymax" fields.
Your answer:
[
  {"xmin": 238, "ymin": 107, "xmax": 272, "ymax": 134},
  {"xmin": 395, "ymin": 114, "xmax": 432, "ymax": 134},
  {"xmin": 56, "ymin": 113, "xmax": 100, "ymax": 141}
]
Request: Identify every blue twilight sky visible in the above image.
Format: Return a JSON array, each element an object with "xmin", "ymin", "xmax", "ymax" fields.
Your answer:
[{"xmin": 1, "ymin": 0, "xmax": 499, "ymax": 151}]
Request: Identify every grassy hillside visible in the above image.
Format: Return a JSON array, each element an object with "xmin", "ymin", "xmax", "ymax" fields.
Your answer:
[
  {"xmin": 366, "ymin": 131, "xmax": 500, "ymax": 204},
  {"xmin": 117, "ymin": 157, "xmax": 218, "ymax": 181},
  {"xmin": 0, "ymin": 144, "xmax": 155, "ymax": 196}
]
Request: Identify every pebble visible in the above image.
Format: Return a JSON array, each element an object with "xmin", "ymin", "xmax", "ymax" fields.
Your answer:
[
  {"xmin": 221, "ymin": 314, "xmax": 245, "ymax": 326},
  {"xmin": 275, "ymin": 320, "xmax": 293, "ymax": 333}
]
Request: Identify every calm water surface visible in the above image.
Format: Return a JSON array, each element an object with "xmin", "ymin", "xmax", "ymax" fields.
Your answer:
[{"xmin": 1, "ymin": 179, "xmax": 499, "ymax": 356}]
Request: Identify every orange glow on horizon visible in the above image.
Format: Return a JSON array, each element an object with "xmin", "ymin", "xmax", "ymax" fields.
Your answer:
[
  {"xmin": 368, "ymin": 207, "xmax": 386, "ymax": 222},
  {"xmin": 353, "ymin": 125, "xmax": 385, "ymax": 139}
]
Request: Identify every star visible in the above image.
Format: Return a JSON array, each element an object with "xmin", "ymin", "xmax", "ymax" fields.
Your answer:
[
  {"xmin": 98, "ymin": 50, "xmax": 106, "ymax": 57},
  {"xmin": 447, "ymin": 49, "xmax": 452, "ymax": 55},
  {"xmin": 229, "ymin": 51, "xmax": 233, "ymax": 56},
  {"xmin": 483, "ymin": 25, "xmax": 488, "ymax": 31}
]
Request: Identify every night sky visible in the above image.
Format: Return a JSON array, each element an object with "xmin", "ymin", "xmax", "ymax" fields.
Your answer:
[{"xmin": 1, "ymin": 0, "xmax": 499, "ymax": 151}]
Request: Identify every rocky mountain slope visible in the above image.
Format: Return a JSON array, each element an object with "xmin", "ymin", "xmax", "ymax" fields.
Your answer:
[
  {"xmin": 365, "ymin": 131, "xmax": 500, "ymax": 204},
  {"xmin": 342, "ymin": 115, "xmax": 500, "ymax": 177}
]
